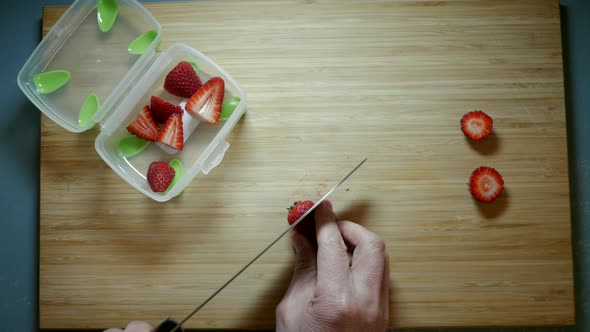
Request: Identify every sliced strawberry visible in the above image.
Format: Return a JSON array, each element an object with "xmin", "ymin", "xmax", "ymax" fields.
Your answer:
[
  {"xmin": 157, "ymin": 113, "xmax": 184, "ymax": 150},
  {"xmin": 461, "ymin": 110, "xmax": 493, "ymax": 141},
  {"xmin": 185, "ymin": 77, "xmax": 225, "ymax": 125},
  {"xmin": 164, "ymin": 61, "xmax": 203, "ymax": 98},
  {"xmin": 126, "ymin": 105, "xmax": 159, "ymax": 142},
  {"xmin": 288, "ymin": 200, "xmax": 315, "ymax": 225},
  {"xmin": 469, "ymin": 166, "xmax": 504, "ymax": 203},
  {"xmin": 287, "ymin": 200, "xmax": 316, "ymax": 237},
  {"xmin": 150, "ymin": 96, "xmax": 183, "ymax": 123}
]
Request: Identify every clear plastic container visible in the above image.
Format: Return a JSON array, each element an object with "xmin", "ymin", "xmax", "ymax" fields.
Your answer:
[
  {"xmin": 96, "ymin": 44, "xmax": 246, "ymax": 201},
  {"xmin": 17, "ymin": 0, "xmax": 247, "ymax": 202}
]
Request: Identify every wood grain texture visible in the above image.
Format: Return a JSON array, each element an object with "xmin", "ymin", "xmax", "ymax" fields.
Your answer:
[{"xmin": 40, "ymin": 0, "xmax": 574, "ymax": 329}]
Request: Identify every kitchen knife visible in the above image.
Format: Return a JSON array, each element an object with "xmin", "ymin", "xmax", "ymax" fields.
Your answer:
[{"xmin": 155, "ymin": 158, "xmax": 368, "ymax": 332}]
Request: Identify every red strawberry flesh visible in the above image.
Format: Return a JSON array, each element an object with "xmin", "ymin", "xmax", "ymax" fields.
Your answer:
[
  {"xmin": 150, "ymin": 96, "xmax": 183, "ymax": 123},
  {"xmin": 126, "ymin": 105, "xmax": 159, "ymax": 142},
  {"xmin": 185, "ymin": 77, "xmax": 225, "ymax": 125},
  {"xmin": 157, "ymin": 113, "xmax": 184, "ymax": 150}
]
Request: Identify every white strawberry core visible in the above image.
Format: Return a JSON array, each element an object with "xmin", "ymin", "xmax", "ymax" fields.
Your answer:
[
  {"xmin": 468, "ymin": 120, "xmax": 484, "ymax": 134},
  {"xmin": 482, "ymin": 178, "xmax": 492, "ymax": 191},
  {"xmin": 480, "ymin": 176, "xmax": 499, "ymax": 198},
  {"xmin": 196, "ymin": 96, "xmax": 213, "ymax": 121}
]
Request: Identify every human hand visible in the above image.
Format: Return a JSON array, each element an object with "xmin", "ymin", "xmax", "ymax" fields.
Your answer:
[
  {"xmin": 276, "ymin": 200, "xmax": 390, "ymax": 332},
  {"xmin": 104, "ymin": 321, "xmax": 152, "ymax": 332}
]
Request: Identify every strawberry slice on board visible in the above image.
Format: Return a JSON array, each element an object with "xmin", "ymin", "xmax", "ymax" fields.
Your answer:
[
  {"xmin": 461, "ymin": 110, "xmax": 493, "ymax": 141},
  {"xmin": 157, "ymin": 113, "xmax": 184, "ymax": 150},
  {"xmin": 185, "ymin": 77, "xmax": 225, "ymax": 125},
  {"xmin": 469, "ymin": 166, "xmax": 504, "ymax": 203},
  {"xmin": 150, "ymin": 96, "xmax": 183, "ymax": 124},
  {"xmin": 126, "ymin": 105, "xmax": 159, "ymax": 142}
]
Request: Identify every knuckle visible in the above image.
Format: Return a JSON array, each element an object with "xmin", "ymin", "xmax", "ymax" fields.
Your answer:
[
  {"xmin": 294, "ymin": 255, "xmax": 313, "ymax": 271},
  {"xmin": 331, "ymin": 294, "xmax": 357, "ymax": 320},
  {"xmin": 126, "ymin": 321, "xmax": 151, "ymax": 331},
  {"xmin": 367, "ymin": 236, "xmax": 386, "ymax": 256}
]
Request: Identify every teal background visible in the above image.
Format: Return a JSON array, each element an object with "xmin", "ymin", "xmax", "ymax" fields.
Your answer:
[{"xmin": 0, "ymin": 0, "xmax": 587, "ymax": 331}]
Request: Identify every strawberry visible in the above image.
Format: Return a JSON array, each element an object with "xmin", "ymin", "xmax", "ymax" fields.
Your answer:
[
  {"xmin": 164, "ymin": 61, "xmax": 203, "ymax": 98},
  {"xmin": 287, "ymin": 200, "xmax": 316, "ymax": 236},
  {"xmin": 126, "ymin": 105, "xmax": 159, "ymax": 142},
  {"xmin": 185, "ymin": 77, "xmax": 225, "ymax": 125},
  {"xmin": 157, "ymin": 113, "xmax": 184, "ymax": 150},
  {"xmin": 147, "ymin": 161, "xmax": 176, "ymax": 192},
  {"xmin": 461, "ymin": 110, "xmax": 493, "ymax": 141},
  {"xmin": 469, "ymin": 166, "xmax": 504, "ymax": 203},
  {"xmin": 150, "ymin": 96, "xmax": 183, "ymax": 123}
]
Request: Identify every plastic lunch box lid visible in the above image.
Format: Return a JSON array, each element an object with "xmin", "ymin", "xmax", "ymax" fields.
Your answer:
[
  {"xmin": 17, "ymin": 0, "xmax": 162, "ymax": 133},
  {"xmin": 16, "ymin": 0, "xmax": 248, "ymax": 202}
]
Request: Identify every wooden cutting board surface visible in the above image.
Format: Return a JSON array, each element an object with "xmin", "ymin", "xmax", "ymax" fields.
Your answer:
[{"xmin": 40, "ymin": 0, "xmax": 574, "ymax": 329}]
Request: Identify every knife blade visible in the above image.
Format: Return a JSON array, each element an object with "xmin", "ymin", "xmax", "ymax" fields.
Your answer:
[{"xmin": 156, "ymin": 158, "xmax": 368, "ymax": 332}]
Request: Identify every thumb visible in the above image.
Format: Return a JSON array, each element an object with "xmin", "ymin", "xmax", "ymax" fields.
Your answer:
[
  {"xmin": 291, "ymin": 231, "xmax": 317, "ymax": 283},
  {"xmin": 276, "ymin": 231, "xmax": 317, "ymax": 329},
  {"xmin": 284, "ymin": 231, "xmax": 317, "ymax": 299}
]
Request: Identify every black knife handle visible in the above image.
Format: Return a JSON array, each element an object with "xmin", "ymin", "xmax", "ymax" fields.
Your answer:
[{"xmin": 154, "ymin": 317, "xmax": 183, "ymax": 332}]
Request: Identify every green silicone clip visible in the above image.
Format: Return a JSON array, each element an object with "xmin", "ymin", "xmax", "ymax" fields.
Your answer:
[
  {"xmin": 117, "ymin": 135, "xmax": 151, "ymax": 158},
  {"xmin": 128, "ymin": 30, "xmax": 158, "ymax": 55},
  {"xmin": 97, "ymin": 0, "xmax": 118, "ymax": 32},
  {"xmin": 79, "ymin": 93, "xmax": 100, "ymax": 128},
  {"xmin": 33, "ymin": 70, "xmax": 70, "ymax": 94},
  {"xmin": 167, "ymin": 159, "xmax": 185, "ymax": 195},
  {"xmin": 220, "ymin": 96, "xmax": 241, "ymax": 121}
]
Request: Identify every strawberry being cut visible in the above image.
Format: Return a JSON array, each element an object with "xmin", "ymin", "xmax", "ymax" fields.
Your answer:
[
  {"xmin": 151, "ymin": 96, "xmax": 183, "ymax": 123},
  {"xmin": 157, "ymin": 113, "xmax": 184, "ymax": 150},
  {"xmin": 126, "ymin": 105, "xmax": 159, "ymax": 142},
  {"xmin": 469, "ymin": 166, "xmax": 504, "ymax": 203},
  {"xmin": 287, "ymin": 200, "xmax": 316, "ymax": 237},
  {"xmin": 185, "ymin": 77, "xmax": 225, "ymax": 125},
  {"xmin": 164, "ymin": 61, "xmax": 203, "ymax": 98},
  {"xmin": 147, "ymin": 161, "xmax": 176, "ymax": 192},
  {"xmin": 461, "ymin": 110, "xmax": 493, "ymax": 141}
]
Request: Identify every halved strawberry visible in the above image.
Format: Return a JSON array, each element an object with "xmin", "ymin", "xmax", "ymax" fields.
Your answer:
[
  {"xmin": 151, "ymin": 96, "xmax": 183, "ymax": 123},
  {"xmin": 461, "ymin": 110, "xmax": 493, "ymax": 141},
  {"xmin": 126, "ymin": 106, "xmax": 159, "ymax": 142},
  {"xmin": 469, "ymin": 166, "xmax": 504, "ymax": 203},
  {"xmin": 185, "ymin": 77, "xmax": 225, "ymax": 125},
  {"xmin": 164, "ymin": 61, "xmax": 203, "ymax": 98},
  {"xmin": 157, "ymin": 113, "xmax": 184, "ymax": 150}
]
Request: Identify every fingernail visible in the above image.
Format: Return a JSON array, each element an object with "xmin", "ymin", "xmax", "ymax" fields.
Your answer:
[{"xmin": 323, "ymin": 200, "xmax": 333, "ymax": 209}]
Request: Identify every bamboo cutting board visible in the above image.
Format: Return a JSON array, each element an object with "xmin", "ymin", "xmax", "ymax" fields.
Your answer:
[{"xmin": 40, "ymin": 0, "xmax": 574, "ymax": 329}]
